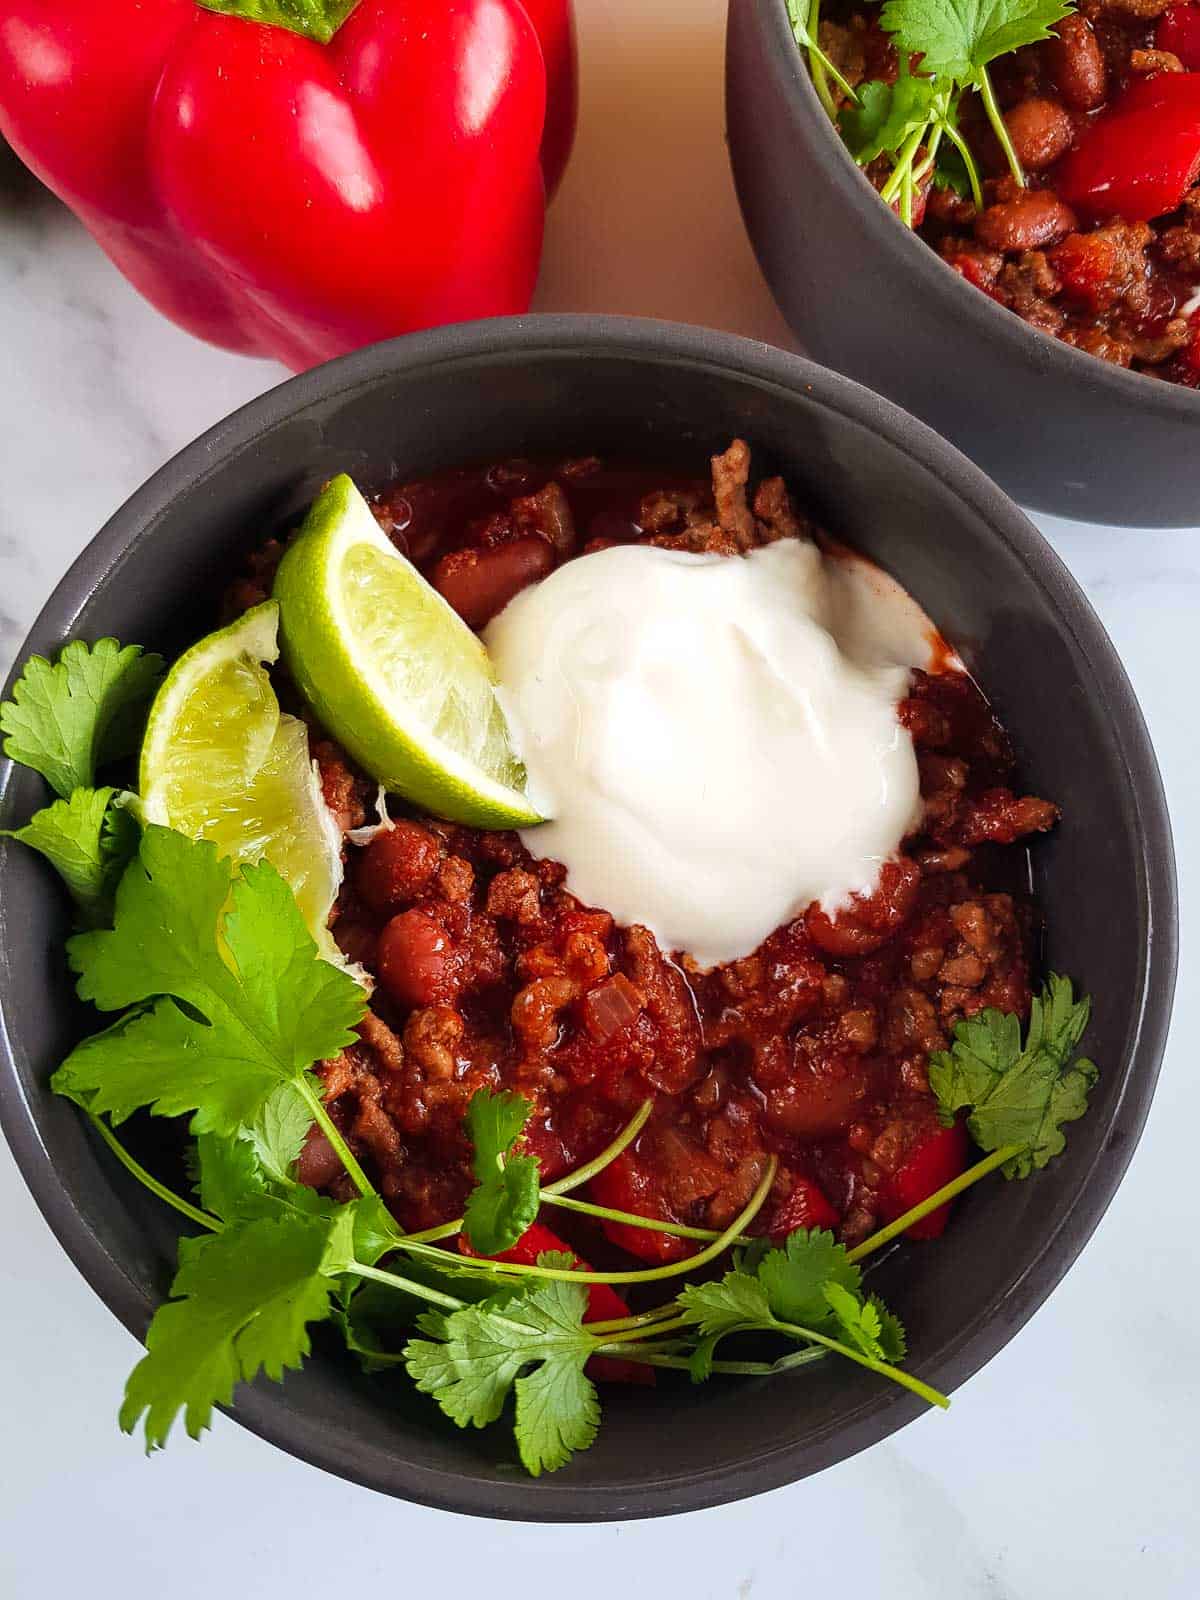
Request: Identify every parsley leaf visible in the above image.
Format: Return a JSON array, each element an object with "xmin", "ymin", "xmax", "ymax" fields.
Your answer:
[
  {"xmin": 879, "ymin": 0, "xmax": 1073, "ymax": 85},
  {"xmin": 404, "ymin": 1268, "xmax": 600, "ymax": 1476},
  {"xmin": 52, "ymin": 825, "xmax": 365, "ymax": 1135},
  {"xmin": 1, "ymin": 639, "xmax": 163, "ymax": 799},
  {"xmin": 461, "ymin": 1089, "xmax": 541, "ymax": 1256},
  {"xmin": 929, "ymin": 973, "xmax": 1097, "ymax": 1177},
  {"xmin": 120, "ymin": 1205, "xmax": 372, "ymax": 1450},
  {"xmin": 1, "ymin": 786, "xmax": 139, "ymax": 926},
  {"xmin": 840, "ymin": 71, "xmax": 939, "ymax": 164}
]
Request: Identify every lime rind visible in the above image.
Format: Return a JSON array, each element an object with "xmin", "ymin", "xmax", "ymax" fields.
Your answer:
[
  {"xmin": 272, "ymin": 474, "xmax": 541, "ymax": 829},
  {"xmin": 139, "ymin": 602, "xmax": 344, "ymax": 965}
]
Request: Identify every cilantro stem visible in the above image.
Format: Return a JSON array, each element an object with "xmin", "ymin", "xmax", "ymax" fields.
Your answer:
[
  {"xmin": 583, "ymin": 1304, "xmax": 687, "ymax": 1336},
  {"xmin": 542, "ymin": 1099, "xmax": 654, "ymax": 1196},
  {"xmin": 400, "ymin": 1099, "xmax": 655, "ymax": 1247},
  {"xmin": 590, "ymin": 1314, "xmax": 689, "ymax": 1345},
  {"xmin": 86, "ymin": 1110, "xmax": 222, "ymax": 1233},
  {"xmin": 976, "ymin": 66, "xmax": 1024, "ymax": 187},
  {"xmin": 774, "ymin": 1319, "xmax": 949, "ymax": 1408},
  {"xmin": 791, "ymin": 0, "xmax": 837, "ymax": 118},
  {"xmin": 541, "ymin": 1190, "xmax": 753, "ymax": 1245},
  {"xmin": 444, "ymin": 1158, "xmax": 777, "ymax": 1286},
  {"xmin": 880, "ymin": 123, "xmax": 928, "ymax": 205},
  {"xmin": 298, "ymin": 1078, "xmax": 375, "ymax": 1202},
  {"xmin": 846, "ymin": 1142, "xmax": 1023, "ymax": 1264},
  {"xmin": 937, "ymin": 112, "xmax": 984, "ymax": 208},
  {"xmin": 350, "ymin": 1261, "xmax": 467, "ymax": 1314},
  {"xmin": 591, "ymin": 1345, "xmax": 827, "ymax": 1378}
]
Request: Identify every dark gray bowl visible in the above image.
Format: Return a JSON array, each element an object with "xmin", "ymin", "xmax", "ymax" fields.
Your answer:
[
  {"xmin": 0, "ymin": 316, "xmax": 1177, "ymax": 1519},
  {"xmin": 726, "ymin": 0, "xmax": 1200, "ymax": 527}
]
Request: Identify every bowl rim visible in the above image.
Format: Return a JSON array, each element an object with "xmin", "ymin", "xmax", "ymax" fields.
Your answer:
[
  {"xmin": 748, "ymin": 0, "xmax": 1200, "ymax": 419},
  {"xmin": 0, "ymin": 314, "xmax": 1180, "ymax": 1519}
]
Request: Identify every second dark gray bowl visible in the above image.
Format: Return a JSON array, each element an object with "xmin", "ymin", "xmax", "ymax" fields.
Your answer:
[
  {"xmin": 0, "ymin": 316, "xmax": 1178, "ymax": 1518},
  {"xmin": 726, "ymin": 0, "xmax": 1200, "ymax": 527}
]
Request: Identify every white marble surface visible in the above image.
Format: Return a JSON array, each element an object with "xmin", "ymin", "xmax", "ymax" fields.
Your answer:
[{"xmin": 0, "ymin": 1, "xmax": 1196, "ymax": 1594}]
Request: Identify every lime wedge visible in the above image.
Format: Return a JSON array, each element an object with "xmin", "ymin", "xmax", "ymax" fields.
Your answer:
[
  {"xmin": 272, "ymin": 474, "xmax": 540, "ymax": 828},
  {"xmin": 138, "ymin": 602, "xmax": 344, "ymax": 962}
]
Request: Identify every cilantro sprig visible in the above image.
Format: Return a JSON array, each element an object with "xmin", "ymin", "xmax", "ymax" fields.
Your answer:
[
  {"xmin": 1, "ymin": 639, "xmax": 161, "ymax": 923},
  {"xmin": 1, "ymin": 637, "xmax": 163, "ymax": 798},
  {"xmin": 461, "ymin": 1089, "xmax": 542, "ymax": 1256},
  {"xmin": 929, "ymin": 974, "xmax": 1097, "ymax": 1177},
  {"xmin": 804, "ymin": 0, "xmax": 1076, "ymax": 225}
]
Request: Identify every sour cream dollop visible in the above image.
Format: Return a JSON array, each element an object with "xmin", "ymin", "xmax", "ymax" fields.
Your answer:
[{"xmin": 484, "ymin": 539, "xmax": 938, "ymax": 968}]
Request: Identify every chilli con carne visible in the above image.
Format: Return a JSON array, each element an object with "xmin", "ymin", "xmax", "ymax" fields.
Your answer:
[
  {"xmin": 816, "ymin": 0, "xmax": 1200, "ymax": 381},
  {"xmin": 230, "ymin": 444, "xmax": 1058, "ymax": 1256},
  {"xmin": 1, "ymin": 441, "xmax": 1099, "ymax": 1473}
]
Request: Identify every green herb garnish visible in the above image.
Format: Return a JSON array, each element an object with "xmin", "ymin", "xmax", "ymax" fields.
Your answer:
[
  {"xmin": 810, "ymin": 0, "xmax": 1076, "ymax": 223},
  {"xmin": 461, "ymin": 1089, "xmax": 542, "ymax": 1256}
]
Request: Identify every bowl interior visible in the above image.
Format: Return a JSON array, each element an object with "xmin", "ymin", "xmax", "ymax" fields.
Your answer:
[{"xmin": 0, "ymin": 323, "xmax": 1175, "ymax": 1519}]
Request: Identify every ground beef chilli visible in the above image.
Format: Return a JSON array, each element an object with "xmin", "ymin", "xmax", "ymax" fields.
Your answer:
[
  {"xmin": 823, "ymin": 0, "xmax": 1200, "ymax": 383},
  {"xmin": 231, "ymin": 444, "xmax": 1057, "ymax": 1256}
]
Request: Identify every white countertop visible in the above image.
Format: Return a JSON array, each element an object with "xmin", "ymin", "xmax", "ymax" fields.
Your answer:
[{"xmin": 1, "ymin": 1, "xmax": 1196, "ymax": 1594}]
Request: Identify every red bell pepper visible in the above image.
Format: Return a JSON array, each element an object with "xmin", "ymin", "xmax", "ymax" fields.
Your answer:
[
  {"xmin": 589, "ymin": 1151, "xmax": 694, "ymax": 1266},
  {"xmin": 879, "ymin": 1120, "xmax": 969, "ymax": 1240},
  {"xmin": 1055, "ymin": 71, "xmax": 1200, "ymax": 223},
  {"xmin": 0, "ymin": 0, "xmax": 576, "ymax": 370},
  {"xmin": 767, "ymin": 1175, "xmax": 839, "ymax": 1239},
  {"xmin": 459, "ymin": 1220, "xmax": 654, "ymax": 1385},
  {"xmin": 1157, "ymin": 4, "xmax": 1200, "ymax": 71}
]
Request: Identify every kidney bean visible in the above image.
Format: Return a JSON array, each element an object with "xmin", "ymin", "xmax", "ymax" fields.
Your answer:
[
  {"xmin": 377, "ymin": 909, "xmax": 460, "ymax": 1009},
  {"xmin": 805, "ymin": 859, "xmax": 921, "ymax": 957},
  {"xmin": 355, "ymin": 820, "xmax": 440, "ymax": 913},
  {"xmin": 1047, "ymin": 16, "xmax": 1107, "ymax": 110},
  {"xmin": 1003, "ymin": 98, "xmax": 1076, "ymax": 170},
  {"xmin": 974, "ymin": 189, "xmax": 1077, "ymax": 252},
  {"xmin": 762, "ymin": 1055, "xmax": 872, "ymax": 1138},
  {"xmin": 297, "ymin": 1127, "xmax": 345, "ymax": 1190},
  {"xmin": 432, "ymin": 536, "xmax": 554, "ymax": 628}
]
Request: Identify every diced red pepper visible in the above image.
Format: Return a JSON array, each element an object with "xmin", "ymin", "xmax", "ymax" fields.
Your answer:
[
  {"xmin": 1157, "ymin": 4, "xmax": 1200, "ymax": 71},
  {"xmin": 1055, "ymin": 72, "xmax": 1200, "ymax": 222},
  {"xmin": 589, "ymin": 1152, "xmax": 694, "ymax": 1265},
  {"xmin": 767, "ymin": 1176, "xmax": 840, "ymax": 1239},
  {"xmin": 879, "ymin": 1120, "xmax": 970, "ymax": 1240},
  {"xmin": 459, "ymin": 1220, "xmax": 653, "ymax": 1385}
]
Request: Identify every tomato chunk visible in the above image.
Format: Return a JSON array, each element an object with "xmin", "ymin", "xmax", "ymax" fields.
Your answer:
[{"xmin": 880, "ymin": 1121, "xmax": 970, "ymax": 1240}]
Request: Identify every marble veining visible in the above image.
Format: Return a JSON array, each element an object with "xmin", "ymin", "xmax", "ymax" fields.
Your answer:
[{"xmin": 0, "ymin": 0, "xmax": 1196, "ymax": 1593}]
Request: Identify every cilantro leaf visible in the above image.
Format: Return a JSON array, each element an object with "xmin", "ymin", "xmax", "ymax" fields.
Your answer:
[
  {"xmin": 194, "ymin": 1133, "xmax": 266, "ymax": 1221},
  {"xmin": 823, "ymin": 1281, "xmax": 890, "ymax": 1361},
  {"xmin": 120, "ymin": 1208, "xmax": 352, "ymax": 1450},
  {"xmin": 1, "ymin": 638, "xmax": 163, "ymax": 799},
  {"xmin": 461, "ymin": 1089, "xmax": 541, "ymax": 1257},
  {"xmin": 879, "ymin": 0, "xmax": 1073, "ymax": 84},
  {"xmin": 677, "ymin": 1270, "xmax": 773, "ymax": 1339},
  {"xmin": 52, "ymin": 826, "xmax": 365, "ymax": 1135},
  {"xmin": 929, "ymin": 973, "xmax": 1097, "ymax": 1177},
  {"xmin": 757, "ymin": 1228, "xmax": 862, "ymax": 1328},
  {"xmin": 1, "ymin": 786, "xmax": 138, "ymax": 926},
  {"xmin": 676, "ymin": 1229, "xmax": 913, "ymax": 1392},
  {"xmin": 404, "ymin": 1274, "xmax": 600, "ymax": 1476},
  {"xmin": 840, "ymin": 71, "xmax": 939, "ymax": 164}
]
